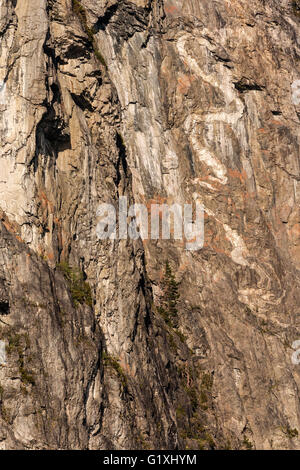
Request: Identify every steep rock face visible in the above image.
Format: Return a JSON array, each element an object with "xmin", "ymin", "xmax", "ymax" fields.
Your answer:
[{"xmin": 0, "ymin": 0, "xmax": 299, "ymax": 450}]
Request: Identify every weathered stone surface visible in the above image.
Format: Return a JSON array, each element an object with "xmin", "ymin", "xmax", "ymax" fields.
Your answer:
[{"xmin": 0, "ymin": 0, "xmax": 299, "ymax": 449}]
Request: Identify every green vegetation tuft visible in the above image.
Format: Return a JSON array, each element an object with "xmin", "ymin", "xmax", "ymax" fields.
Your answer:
[
  {"xmin": 242, "ymin": 436, "xmax": 254, "ymax": 450},
  {"xmin": 94, "ymin": 49, "xmax": 107, "ymax": 67},
  {"xmin": 222, "ymin": 439, "xmax": 232, "ymax": 450},
  {"xmin": 282, "ymin": 426, "xmax": 299, "ymax": 438},
  {"xmin": 72, "ymin": 0, "xmax": 107, "ymax": 66},
  {"xmin": 0, "ymin": 403, "xmax": 10, "ymax": 423},
  {"xmin": 176, "ymin": 405, "xmax": 186, "ymax": 419},
  {"xmin": 174, "ymin": 329, "xmax": 186, "ymax": 343},
  {"xmin": 183, "ymin": 384, "xmax": 198, "ymax": 412},
  {"xmin": 19, "ymin": 355, "xmax": 35, "ymax": 386},
  {"xmin": 155, "ymin": 262, "xmax": 218, "ymax": 449},
  {"xmin": 157, "ymin": 260, "xmax": 180, "ymax": 328},
  {"xmin": 102, "ymin": 352, "xmax": 128, "ymax": 389},
  {"xmin": 72, "ymin": 0, "xmax": 94, "ymax": 39},
  {"xmin": 167, "ymin": 333, "xmax": 178, "ymax": 353},
  {"xmin": 197, "ymin": 373, "xmax": 213, "ymax": 410},
  {"xmin": 57, "ymin": 261, "xmax": 93, "ymax": 308},
  {"xmin": 175, "ymin": 364, "xmax": 216, "ymax": 447},
  {"xmin": 6, "ymin": 332, "xmax": 35, "ymax": 386}
]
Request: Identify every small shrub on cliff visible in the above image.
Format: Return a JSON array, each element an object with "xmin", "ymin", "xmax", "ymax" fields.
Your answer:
[
  {"xmin": 72, "ymin": 0, "xmax": 95, "ymax": 41},
  {"xmin": 71, "ymin": 0, "xmax": 107, "ymax": 66},
  {"xmin": 94, "ymin": 49, "xmax": 107, "ymax": 67},
  {"xmin": 6, "ymin": 332, "xmax": 35, "ymax": 386},
  {"xmin": 57, "ymin": 261, "xmax": 93, "ymax": 308},
  {"xmin": 157, "ymin": 260, "xmax": 180, "ymax": 328},
  {"xmin": 102, "ymin": 352, "xmax": 128, "ymax": 389},
  {"xmin": 242, "ymin": 436, "xmax": 254, "ymax": 450},
  {"xmin": 283, "ymin": 426, "xmax": 299, "ymax": 438}
]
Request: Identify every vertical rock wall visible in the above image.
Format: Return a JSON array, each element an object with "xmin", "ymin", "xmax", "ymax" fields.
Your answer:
[{"xmin": 0, "ymin": 0, "xmax": 299, "ymax": 450}]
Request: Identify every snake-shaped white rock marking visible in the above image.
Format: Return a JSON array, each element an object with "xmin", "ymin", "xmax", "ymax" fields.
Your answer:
[
  {"xmin": 177, "ymin": 34, "xmax": 248, "ymax": 261},
  {"xmin": 177, "ymin": 33, "xmax": 244, "ymax": 187},
  {"xmin": 178, "ymin": 34, "xmax": 286, "ymax": 309}
]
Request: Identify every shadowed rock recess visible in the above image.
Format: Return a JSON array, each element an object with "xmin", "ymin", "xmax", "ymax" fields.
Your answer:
[{"xmin": 0, "ymin": 0, "xmax": 299, "ymax": 450}]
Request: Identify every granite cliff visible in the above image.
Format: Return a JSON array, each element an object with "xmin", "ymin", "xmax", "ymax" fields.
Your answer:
[{"xmin": 0, "ymin": 0, "xmax": 300, "ymax": 450}]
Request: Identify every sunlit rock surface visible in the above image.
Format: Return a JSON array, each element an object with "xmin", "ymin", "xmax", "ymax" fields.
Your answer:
[{"xmin": 0, "ymin": 0, "xmax": 299, "ymax": 449}]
